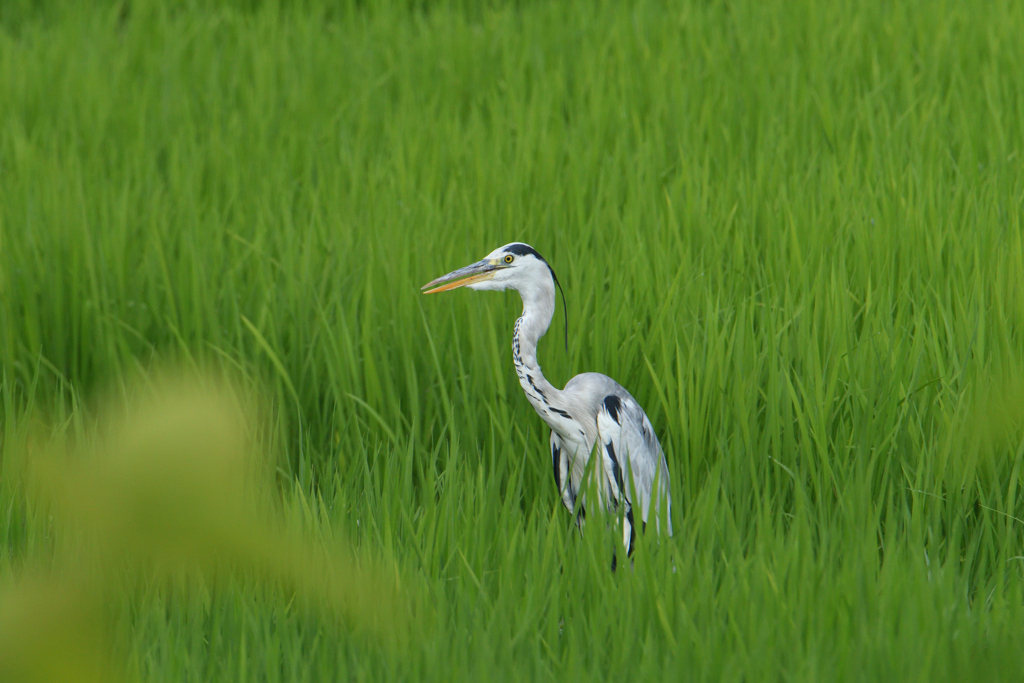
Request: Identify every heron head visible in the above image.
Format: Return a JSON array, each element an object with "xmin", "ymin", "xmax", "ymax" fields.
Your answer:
[
  {"xmin": 422, "ymin": 242, "xmax": 570, "ymax": 351},
  {"xmin": 421, "ymin": 243, "xmax": 556, "ymax": 295}
]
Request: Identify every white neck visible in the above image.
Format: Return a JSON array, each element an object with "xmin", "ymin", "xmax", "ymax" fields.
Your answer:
[{"xmin": 511, "ymin": 276, "xmax": 564, "ymax": 421}]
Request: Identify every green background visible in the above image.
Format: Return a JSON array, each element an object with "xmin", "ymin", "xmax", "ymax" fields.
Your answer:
[{"xmin": 2, "ymin": 0, "xmax": 1023, "ymax": 680}]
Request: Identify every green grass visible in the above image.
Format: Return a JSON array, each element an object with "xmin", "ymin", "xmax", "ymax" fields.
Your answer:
[{"xmin": 2, "ymin": 0, "xmax": 1024, "ymax": 679}]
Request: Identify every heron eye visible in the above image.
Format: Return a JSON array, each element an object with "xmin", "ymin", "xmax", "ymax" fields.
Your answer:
[{"xmin": 504, "ymin": 254, "xmax": 514, "ymax": 264}]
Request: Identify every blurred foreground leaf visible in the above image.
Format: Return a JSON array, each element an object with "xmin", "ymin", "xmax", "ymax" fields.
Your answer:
[
  {"xmin": 0, "ymin": 576, "xmax": 114, "ymax": 683},
  {"xmin": 21, "ymin": 376, "xmax": 415, "ymax": 651}
]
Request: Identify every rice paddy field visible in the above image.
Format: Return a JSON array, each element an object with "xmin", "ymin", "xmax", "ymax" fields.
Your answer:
[{"xmin": 2, "ymin": 0, "xmax": 1024, "ymax": 680}]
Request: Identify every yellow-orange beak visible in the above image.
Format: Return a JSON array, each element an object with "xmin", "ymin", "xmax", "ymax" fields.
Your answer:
[{"xmin": 421, "ymin": 260, "xmax": 500, "ymax": 294}]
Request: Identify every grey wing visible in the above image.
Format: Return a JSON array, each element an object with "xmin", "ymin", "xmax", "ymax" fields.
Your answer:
[
  {"xmin": 596, "ymin": 394, "xmax": 673, "ymax": 553},
  {"xmin": 550, "ymin": 431, "xmax": 584, "ymax": 528}
]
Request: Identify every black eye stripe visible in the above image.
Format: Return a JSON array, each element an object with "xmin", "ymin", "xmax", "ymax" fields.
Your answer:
[{"xmin": 503, "ymin": 243, "xmax": 543, "ymax": 259}]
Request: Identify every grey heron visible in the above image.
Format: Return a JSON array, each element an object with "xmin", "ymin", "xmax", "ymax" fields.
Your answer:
[{"xmin": 422, "ymin": 243, "xmax": 673, "ymax": 559}]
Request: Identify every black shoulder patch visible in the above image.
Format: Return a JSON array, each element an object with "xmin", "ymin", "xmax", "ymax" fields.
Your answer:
[{"xmin": 604, "ymin": 395, "xmax": 622, "ymax": 422}]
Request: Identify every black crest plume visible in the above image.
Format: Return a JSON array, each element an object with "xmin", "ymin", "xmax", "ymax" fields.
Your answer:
[{"xmin": 551, "ymin": 268, "xmax": 569, "ymax": 353}]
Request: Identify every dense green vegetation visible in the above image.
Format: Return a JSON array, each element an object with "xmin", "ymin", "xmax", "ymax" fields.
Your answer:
[{"xmin": 2, "ymin": 0, "xmax": 1024, "ymax": 679}]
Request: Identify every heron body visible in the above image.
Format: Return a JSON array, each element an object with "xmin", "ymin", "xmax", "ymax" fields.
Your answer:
[{"xmin": 423, "ymin": 243, "xmax": 672, "ymax": 556}]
